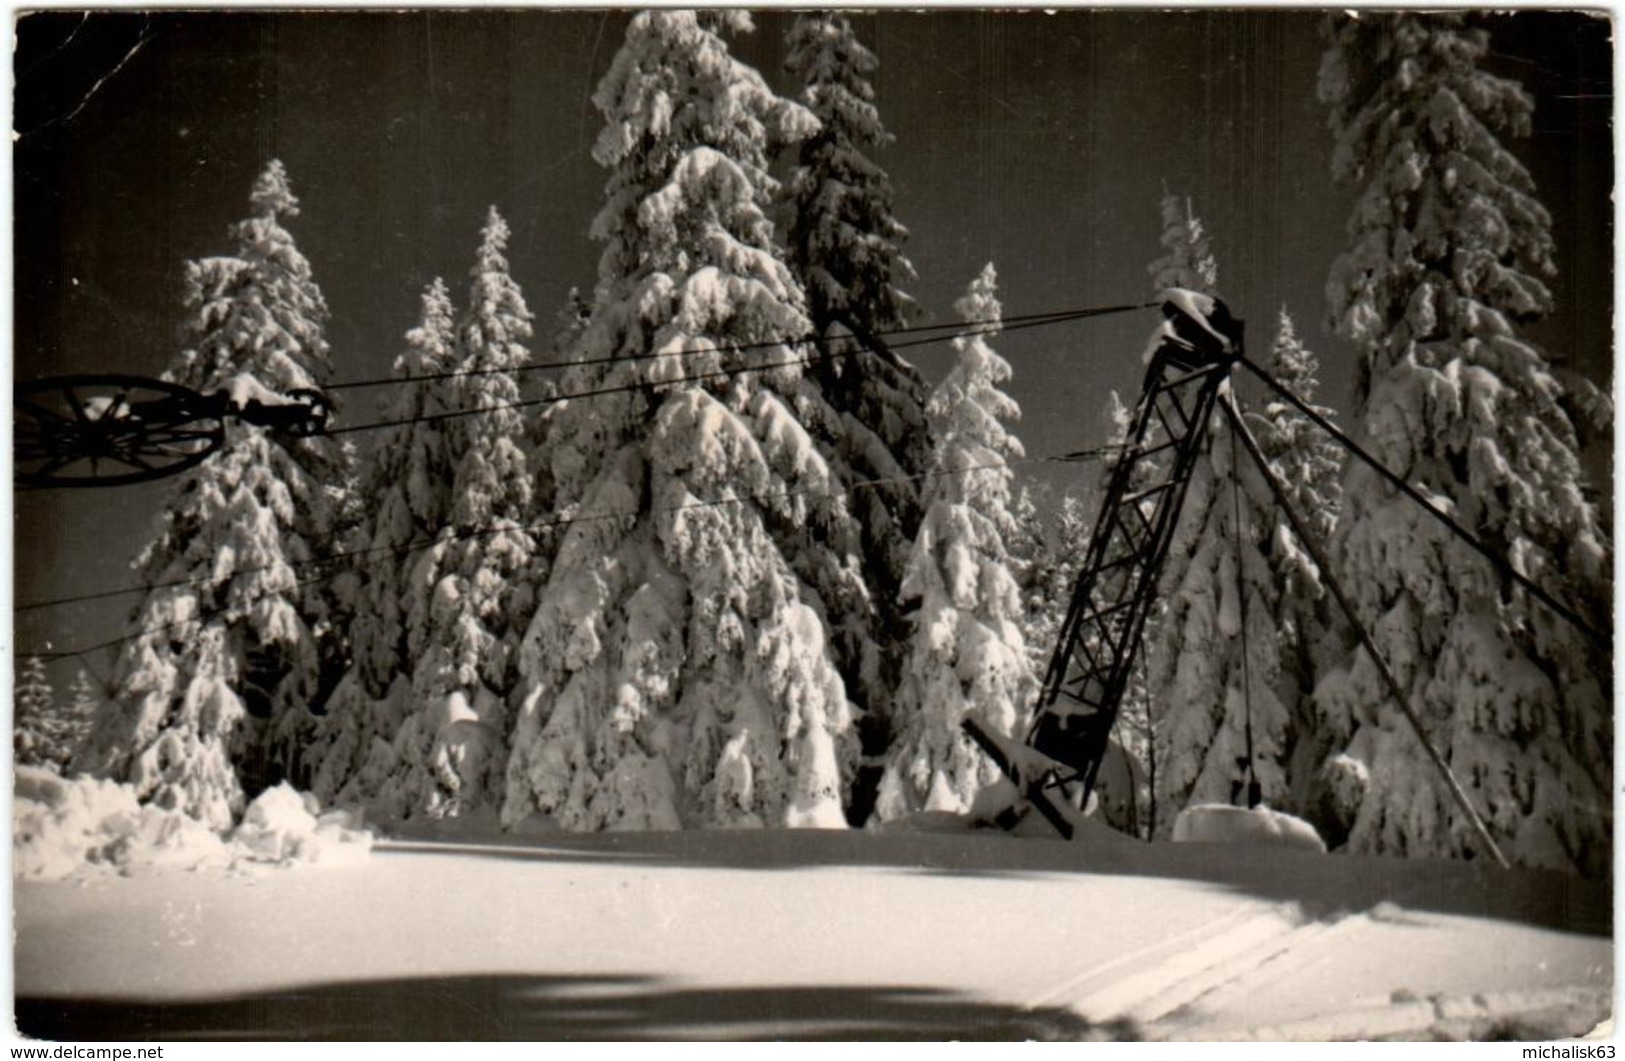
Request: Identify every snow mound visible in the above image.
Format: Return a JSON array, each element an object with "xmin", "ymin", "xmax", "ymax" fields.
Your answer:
[
  {"xmin": 232, "ymin": 784, "xmax": 374, "ymax": 866},
  {"xmin": 14, "ymin": 766, "xmax": 231, "ymax": 880},
  {"xmin": 13, "ymin": 768, "xmax": 373, "ymax": 881},
  {"xmin": 1172, "ymin": 803, "xmax": 1327, "ymax": 853},
  {"xmin": 968, "ymin": 776, "xmax": 1022, "ymax": 825}
]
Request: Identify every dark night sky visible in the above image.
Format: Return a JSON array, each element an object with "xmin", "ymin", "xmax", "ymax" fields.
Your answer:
[{"xmin": 10, "ymin": 9, "xmax": 1613, "ymax": 686}]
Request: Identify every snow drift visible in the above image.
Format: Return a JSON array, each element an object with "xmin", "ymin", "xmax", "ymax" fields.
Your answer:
[
  {"xmin": 1172, "ymin": 803, "xmax": 1326, "ymax": 853},
  {"xmin": 13, "ymin": 766, "xmax": 373, "ymax": 881}
]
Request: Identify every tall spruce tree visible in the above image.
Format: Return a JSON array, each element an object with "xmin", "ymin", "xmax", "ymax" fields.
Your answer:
[
  {"xmin": 352, "ymin": 278, "xmax": 462, "ymax": 700},
  {"xmin": 14, "ymin": 656, "xmax": 56, "ymax": 770},
  {"xmin": 404, "ymin": 206, "xmax": 539, "ymax": 819},
  {"xmin": 528, "ymin": 287, "xmax": 588, "ymax": 463},
  {"xmin": 1148, "ymin": 191, "xmax": 1219, "ymax": 295},
  {"xmin": 308, "ymin": 277, "xmax": 460, "ymax": 816},
  {"xmin": 73, "ymin": 161, "xmax": 351, "ymax": 829},
  {"xmin": 62, "ymin": 668, "xmax": 102, "ymax": 768},
  {"xmin": 783, "ymin": 13, "xmax": 930, "ymax": 797},
  {"xmin": 1246, "ymin": 308, "xmax": 1348, "ymax": 819},
  {"xmin": 784, "ymin": 12, "xmax": 919, "ymax": 342},
  {"xmin": 1317, "ymin": 13, "xmax": 1611, "ymax": 874},
  {"xmin": 316, "ymin": 213, "xmax": 540, "ymax": 823},
  {"xmin": 875, "ymin": 264, "xmax": 1034, "ymax": 820},
  {"xmin": 1012, "ymin": 482, "xmax": 1089, "ymax": 680},
  {"xmin": 503, "ymin": 11, "xmax": 858, "ymax": 831}
]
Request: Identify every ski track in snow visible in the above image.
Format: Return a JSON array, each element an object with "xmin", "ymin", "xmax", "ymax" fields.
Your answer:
[{"xmin": 13, "ymin": 827, "xmax": 1612, "ymax": 1041}]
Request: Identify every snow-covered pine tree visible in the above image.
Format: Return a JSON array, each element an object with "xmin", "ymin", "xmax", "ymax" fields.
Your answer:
[
  {"xmin": 1138, "ymin": 190, "xmax": 1219, "ymax": 815},
  {"xmin": 528, "ymin": 287, "xmax": 588, "ymax": 458},
  {"xmin": 784, "ymin": 12, "xmax": 919, "ymax": 344},
  {"xmin": 875, "ymin": 264, "xmax": 1035, "ymax": 819},
  {"xmin": 782, "ymin": 12, "xmax": 930, "ymax": 794},
  {"xmin": 399, "ymin": 206, "xmax": 539, "ymax": 820},
  {"xmin": 1246, "ymin": 308, "xmax": 1347, "ymax": 819},
  {"xmin": 307, "ymin": 277, "xmax": 461, "ymax": 814},
  {"xmin": 1010, "ymin": 483, "xmax": 1050, "ymax": 669},
  {"xmin": 1141, "ymin": 195, "xmax": 1293, "ymax": 827},
  {"xmin": 503, "ymin": 11, "xmax": 858, "ymax": 831},
  {"xmin": 72, "ymin": 160, "xmax": 352, "ymax": 829},
  {"xmin": 1015, "ymin": 483, "xmax": 1091, "ymax": 679},
  {"xmin": 14, "ymin": 656, "xmax": 56, "ymax": 770},
  {"xmin": 352, "ymin": 277, "xmax": 462, "ymax": 699},
  {"xmin": 1104, "ymin": 387, "xmax": 1133, "ymax": 452},
  {"xmin": 62, "ymin": 668, "xmax": 101, "ymax": 770},
  {"xmin": 1317, "ymin": 13, "xmax": 1611, "ymax": 874},
  {"xmin": 1148, "ymin": 191, "xmax": 1219, "ymax": 295},
  {"xmin": 1149, "ymin": 407, "xmax": 1292, "ymax": 823},
  {"xmin": 323, "ymin": 210, "xmax": 540, "ymax": 824}
]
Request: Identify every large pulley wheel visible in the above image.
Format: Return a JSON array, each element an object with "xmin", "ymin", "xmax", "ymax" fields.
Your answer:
[{"xmin": 14, "ymin": 374, "xmax": 225, "ymax": 488}]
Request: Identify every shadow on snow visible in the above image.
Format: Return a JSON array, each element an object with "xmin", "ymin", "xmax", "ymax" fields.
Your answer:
[{"xmin": 16, "ymin": 974, "xmax": 1140, "ymax": 1042}]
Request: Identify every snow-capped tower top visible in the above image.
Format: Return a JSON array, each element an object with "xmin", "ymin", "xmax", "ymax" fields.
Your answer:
[{"xmin": 1142, "ymin": 288, "xmax": 1243, "ymax": 364}]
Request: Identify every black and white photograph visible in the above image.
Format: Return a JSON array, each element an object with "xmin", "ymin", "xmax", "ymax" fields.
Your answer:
[{"xmin": 8, "ymin": 5, "xmax": 1615, "ymax": 1044}]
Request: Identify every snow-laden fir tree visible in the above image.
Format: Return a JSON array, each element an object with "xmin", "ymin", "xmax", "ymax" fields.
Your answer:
[
  {"xmin": 307, "ymin": 277, "xmax": 460, "ymax": 815},
  {"xmin": 1014, "ymin": 483, "xmax": 1093, "ymax": 679},
  {"xmin": 874, "ymin": 264, "xmax": 1035, "ymax": 820},
  {"xmin": 1009, "ymin": 395, "xmax": 1133, "ymax": 684},
  {"xmin": 782, "ymin": 12, "xmax": 930, "ymax": 787},
  {"xmin": 1245, "ymin": 308, "xmax": 1347, "ymax": 819},
  {"xmin": 784, "ymin": 12, "xmax": 919, "ymax": 344},
  {"xmin": 503, "ymin": 11, "xmax": 859, "ymax": 831},
  {"xmin": 401, "ymin": 206, "xmax": 538, "ymax": 820},
  {"xmin": 14, "ymin": 656, "xmax": 56, "ymax": 770},
  {"xmin": 320, "ymin": 210, "xmax": 539, "ymax": 824},
  {"xmin": 73, "ymin": 161, "xmax": 353, "ymax": 829},
  {"xmin": 62, "ymin": 668, "xmax": 101, "ymax": 769},
  {"xmin": 1316, "ymin": 13, "xmax": 1611, "ymax": 874},
  {"xmin": 24, "ymin": 666, "xmax": 104, "ymax": 773},
  {"xmin": 1148, "ymin": 191, "xmax": 1219, "ymax": 295},
  {"xmin": 1140, "ymin": 196, "xmax": 1293, "ymax": 827},
  {"xmin": 527, "ymin": 287, "xmax": 588, "ymax": 458},
  {"xmin": 350, "ymin": 277, "xmax": 462, "ymax": 699},
  {"xmin": 1148, "ymin": 398, "xmax": 1292, "ymax": 819}
]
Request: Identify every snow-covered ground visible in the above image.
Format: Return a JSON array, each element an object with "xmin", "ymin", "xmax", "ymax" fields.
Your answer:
[{"xmin": 13, "ymin": 818, "xmax": 1610, "ymax": 1041}]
